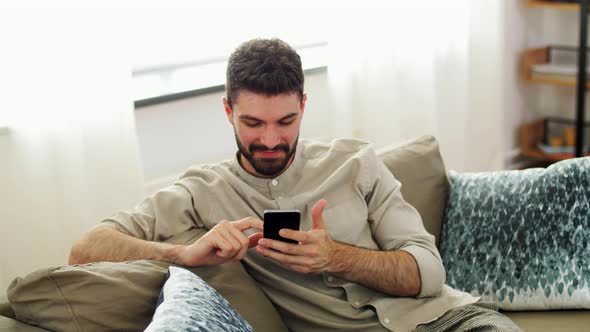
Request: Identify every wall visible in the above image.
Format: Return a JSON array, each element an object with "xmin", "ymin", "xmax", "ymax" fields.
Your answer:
[
  {"xmin": 135, "ymin": 72, "xmax": 336, "ymax": 194},
  {"xmin": 503, "ymin": 0, "xmax": 530, "ymax": 166}
]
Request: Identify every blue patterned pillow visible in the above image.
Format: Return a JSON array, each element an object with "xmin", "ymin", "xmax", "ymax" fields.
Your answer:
[
  {"xmin": 145, "ymin": 266, "xmax": 254, "ymax": 332},
  {"xmin": 440, "ymin": 157, "xmax": 590, "ymax": 310}
]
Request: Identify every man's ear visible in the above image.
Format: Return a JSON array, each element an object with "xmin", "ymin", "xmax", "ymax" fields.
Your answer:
[
  {"xmin": 222, "ymin": 97, "xmax": 234, "ymax": 125},
  {"xmin": 300, "ymin": 93, "xmax": 307, "ymax": 115}
]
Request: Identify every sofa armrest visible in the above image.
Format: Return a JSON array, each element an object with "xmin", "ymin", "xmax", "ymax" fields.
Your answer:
[
  {"xmin": 0, "ymin": 315, "xmax": 48, "ymax": 331},
  {"xmin": 0, "ymin": 295, "xmax": 14, "ymax": 320},
  {"xmin": 503, "ymin": 310, "xmax": 590, "ymax": 332}
]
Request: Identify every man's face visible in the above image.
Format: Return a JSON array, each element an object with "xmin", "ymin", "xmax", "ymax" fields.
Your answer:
[{"xmin": 223, "ymin": 90, "xmax": 306, "ymax": 178}]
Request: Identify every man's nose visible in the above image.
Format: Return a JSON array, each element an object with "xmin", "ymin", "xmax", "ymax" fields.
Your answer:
[{"xmin": 260, "ymin": 128, "xmax": 281, "ymax": 149}]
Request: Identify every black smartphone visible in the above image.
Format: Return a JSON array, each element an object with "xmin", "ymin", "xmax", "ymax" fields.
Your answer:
[{"xmin": 263, "ymin": 209, "xmax": 301, "ymax": 244}]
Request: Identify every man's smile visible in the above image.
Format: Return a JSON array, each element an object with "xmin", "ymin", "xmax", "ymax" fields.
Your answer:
[{"xmin": 256, "ymin": 150, "xmax": 283, "ymax": 158}]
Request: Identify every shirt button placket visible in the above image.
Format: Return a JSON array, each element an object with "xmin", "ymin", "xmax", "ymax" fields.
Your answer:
[{"xmin": 270, "ymin": 179, "xmax": 283, "ymax": 203}]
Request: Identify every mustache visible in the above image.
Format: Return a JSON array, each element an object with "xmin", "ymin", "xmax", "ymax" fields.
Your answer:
[{"xmin": 249, "ymin": 144, "xmax": 289, "ymax": 153}]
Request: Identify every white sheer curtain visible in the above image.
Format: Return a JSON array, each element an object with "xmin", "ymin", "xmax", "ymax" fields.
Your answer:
[
  {"xmin": 0, "ymin": 6, "xmax": 145, "ymax": 289},
  {"xmin": 326, "ymin": 1, "xmax": 505, "ymax": 171},
  {"xmin": 0, "ymin": 1, "xmax": 507, "ymax": 289}
]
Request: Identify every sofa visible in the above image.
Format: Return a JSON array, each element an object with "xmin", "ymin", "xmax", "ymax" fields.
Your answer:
[{"xmin": 1, "ymin": 135, "xmax": 589, "ymax": 331}]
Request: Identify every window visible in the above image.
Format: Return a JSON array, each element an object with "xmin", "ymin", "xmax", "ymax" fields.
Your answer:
[{"xmin": 130, "ymin": 4, "xmax": 328, "ymax": 106}]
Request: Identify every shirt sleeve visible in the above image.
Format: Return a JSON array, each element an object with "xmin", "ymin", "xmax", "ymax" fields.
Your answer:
[
  {"xmin": 94, "ymin": 183, "xmax": 204, "ymax": 242},
  {"xmin": 363, "ymin": 148, "xmax": 446, "ymax": 298}
]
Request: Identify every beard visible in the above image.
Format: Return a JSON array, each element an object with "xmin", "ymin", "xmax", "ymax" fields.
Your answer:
[{"xmin": 235, "ymin": 132, "xmax": 298, "ymax": 177}]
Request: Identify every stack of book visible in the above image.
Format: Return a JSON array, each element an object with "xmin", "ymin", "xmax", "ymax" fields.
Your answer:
[
  {"xmin": 537, "ymin": 143, "xmax": 589, "ymax": 155},
  {"xmin": 531, "ymin": 46, "xmax": 590, "ymax": 82},
  {"xmin": 544, "ymin": 0, "xmax": 580, "ymax": 3}
]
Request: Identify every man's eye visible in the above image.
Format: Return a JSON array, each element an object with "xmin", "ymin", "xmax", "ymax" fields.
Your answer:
[
  {"xmin": 279, "ymin": 121, "xmax": 295, "ymax": 126},
  {"xmin": 245, "ymin": 122, "xmax": 261, "ymax": 127}
]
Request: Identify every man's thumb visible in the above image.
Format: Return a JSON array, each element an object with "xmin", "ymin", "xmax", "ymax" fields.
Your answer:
[{"xmin": 311, "ymin": 199, "xmax": 328, "ymax": 229}]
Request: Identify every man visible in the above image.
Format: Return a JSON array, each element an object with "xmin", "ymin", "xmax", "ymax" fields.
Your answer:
[{"xmin": 69, "ymin": 38, "xmax": 521, "ymax": 332}]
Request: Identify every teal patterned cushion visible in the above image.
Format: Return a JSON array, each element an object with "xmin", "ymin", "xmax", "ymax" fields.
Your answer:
[
  {"xmin": 440, "ymin": 157, "xmax": 590, "ymax": 310},
  {"xmin": 145, "ymin": 266, "xmax": 254, "ymax": 332}
]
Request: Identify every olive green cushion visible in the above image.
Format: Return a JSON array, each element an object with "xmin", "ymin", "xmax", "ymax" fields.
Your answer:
[
  {"xmin": 7, "ymin": 229, "xmax": 287, "ymax": 332},
  {"xmin": 377, "ymin": 135, "xmax": 450, "ymax": 247}
]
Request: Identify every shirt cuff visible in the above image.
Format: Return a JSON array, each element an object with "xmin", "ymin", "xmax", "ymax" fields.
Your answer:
[
  {"xmin": 92, "ymin": 220, "xmax": 133, "ymax": 236},
  {"xmin": 400, "ymin": 245, "xmax": 445, "ymax": 298}
]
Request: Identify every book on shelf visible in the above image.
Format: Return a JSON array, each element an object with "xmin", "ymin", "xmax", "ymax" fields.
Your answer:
[
  {"xmin": 547, "ymin": 46, "xmax": 587, "ymax": 64},
  {"xmin": 531, "ymin": 69, "xmax": 586, "ymax": 82},
  {"xmin": 532, "ymin": 63, "xmax": 589, "ymax": 75},
  {"xmin": 531, "ymin": 46, "xmax": 590, "ymax": 82},
  {"xmin": 537, "ymin": 143, "xmax": 589, "ymax": 155},
  {"xmin": 543, "ymin": 0, "xmax": 581, "ymax": 3}
]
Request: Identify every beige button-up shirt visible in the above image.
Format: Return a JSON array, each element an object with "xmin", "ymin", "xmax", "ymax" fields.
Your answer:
[{"xmin": 99, "ymin": 139, "xmax": 478, "ymax": 332}]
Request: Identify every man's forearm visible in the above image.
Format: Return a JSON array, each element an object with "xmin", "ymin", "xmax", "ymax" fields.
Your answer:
[
  {"xmin": 328, "ymin": 242, "xmax": 421, "ymax": 297},
  {"xmin": 68, "ymin": 227, "xmax": 181, "ymax": 265}
]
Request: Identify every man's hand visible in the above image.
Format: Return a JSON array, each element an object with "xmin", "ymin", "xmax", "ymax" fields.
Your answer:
[
  {"xmin": 255, "ymin": 199, "xmax": 337, "ymax": 274},
  {"xmin": 176, "ymin": 217, "xmax": 263, "ymax": 267},
  {"xmin": 255, "ymin": 199, "xmax": 422, "ymax": 297}
]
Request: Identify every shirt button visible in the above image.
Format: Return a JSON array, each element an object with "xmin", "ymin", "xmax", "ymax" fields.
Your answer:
[
  {"xmin": 327, "ymin": 276, "xmax": 334, "ymax": 282},
  {"xmin": 354, "ymin": 301, "xmax": 360, "ymax": 306},
  {"xmin": 383, "ymin": 318, "xmax": 390, "ymax": 324},
  {"xmin": 271, "ymin": 179, "xmax": 278, "ymax": 186}
]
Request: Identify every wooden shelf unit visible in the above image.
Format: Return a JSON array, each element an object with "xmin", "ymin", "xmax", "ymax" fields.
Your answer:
[
  {"xmin": 521, "ymin": 119, "xmax": 590, "ymax": 161},
  {"xmin": 523, "ymin": 47, "xmax": 590, "ymax": 88},
  {"xmin": 527, "ymin": 0, "xmax": 582, "ymax": 10},
  {"xmin": 523, "ymin": 0, "xmax": 589, "ymax": 161}
]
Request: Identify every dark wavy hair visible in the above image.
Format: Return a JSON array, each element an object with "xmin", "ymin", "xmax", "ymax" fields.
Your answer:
[{"xmin": 226, "ymin": 38, "xmax": 304, "ymax": 108}]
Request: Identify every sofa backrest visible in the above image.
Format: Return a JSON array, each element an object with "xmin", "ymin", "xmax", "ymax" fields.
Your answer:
[{"xmin": 377, "ymin": 135, "xmax": 450, "ymax": 248}]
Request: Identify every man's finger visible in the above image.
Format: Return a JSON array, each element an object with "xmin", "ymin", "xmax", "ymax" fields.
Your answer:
[
  {"xmin": 226, "ymin": 223, "xmax": 251, "ymax": 260},
  {"xmin": 248, "ymin": 232, "xmax": 264, "ymax": 248},
  {"xmin": 256, "ymin": 245, "xmax": 319, "ymax": 273},
  {"xmin": 217, "ymin": 224, "xmax": 242, "ymax": 253},
  {"xmin": 311, "ymin": 199, "xmax": 328, "ymax": 229},
  {"xmin": 259, "ymin": 237, "xmax": 320, "ymax": 257},
  {"xmin": 258, "ymin": 238, "xmax": 299, "ymax": 255},
  {"xmin": 212, "ymin": 236, "xmax": 235, "ymax": 258},
  {"xmin": 233, "ymin": 217, "xmax": 264, "ymax": 231},
  {"xmin": 286, "ymin": 264, "xmax": 312, "ymax": 274},
  {"xmin": 279, "ymin": 229, "xmax": 309, "ymax": 243},
  {"xmin": 256, "ymin": 245, "xmax": 308, "ymax": 265}
]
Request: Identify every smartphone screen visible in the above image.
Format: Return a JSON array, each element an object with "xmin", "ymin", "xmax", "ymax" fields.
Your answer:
[{"xmin": 263, "ymin": 209, "xmax": 301, "ymax": 244}]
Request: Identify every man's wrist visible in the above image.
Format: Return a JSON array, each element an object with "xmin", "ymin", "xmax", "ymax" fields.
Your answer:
[
  {"xmin": 326, "ymin": 241, "xmax": 353, "ymax": 274},
  {"xmin": 163, "ymin": 243, "xmax": 186, "ymax": 265}
]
